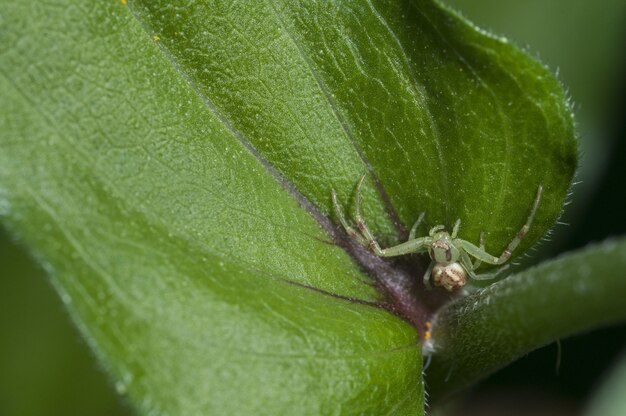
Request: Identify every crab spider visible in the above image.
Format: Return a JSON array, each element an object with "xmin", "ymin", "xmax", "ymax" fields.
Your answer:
[{"xmin": 332, "ymin": 176, "xmax": 543, "ymax": 291}]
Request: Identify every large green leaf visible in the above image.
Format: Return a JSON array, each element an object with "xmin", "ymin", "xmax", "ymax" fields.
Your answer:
[{"xmin": 0, "ymin": 0, "xmax": 575, "ymax": 414}]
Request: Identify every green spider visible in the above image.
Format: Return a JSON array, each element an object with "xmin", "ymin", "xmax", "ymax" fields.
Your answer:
[{"xmin": 332, "ymin": 176, "xmax": 543, "ymax": 291}]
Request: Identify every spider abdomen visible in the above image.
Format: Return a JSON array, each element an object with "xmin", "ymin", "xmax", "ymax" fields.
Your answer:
[{"xmin": 432, "ymin": 262, "xmax": 467, "ymax": 291}]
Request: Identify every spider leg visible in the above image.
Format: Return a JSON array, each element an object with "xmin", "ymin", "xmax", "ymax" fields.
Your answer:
[
  {"xmin": 351, "ymin": 174, "xmax": 387, "ymax": 255},
  {"xmin": 429, "ymin": 225, "xmax": 445, "ymax": 236},
  {"xmin": 353, "ymin": 176, "xmax": 433, "ymax": 256},
  {"xmin": 451, "ymin": 219, "xmax": 461, "ymax": 238},
  {"xmin": 409, "ymin": 212, "xmax": 426, "ymax": 240},
  {"xmin": 495, "ymin": 184, "xmax": 543, "ymax": 264},
  {"xmin": 376, "ymin": 237, "xmax": 431, "ymax": 257},
  {"xmin": 458, "ymin": 240, "xmax": 500, "ymax": 265},
  {"xmin": 460, "ymin": 251, "xmax": 509, "ymax": 281},
  {"xmin": 335, "ymin": 175, "xmax": 433, "ymax": 257},
  {"xmin": 473, "ymin": 231, "xmax": 485, "ymax": 269},
  {"xmin": 458, "ymin": 185, "xmax": 543, "ymax": 265},
  {"xmin": 423, "ymin": 261, "xmax": 435, "ymax": 289},
  {"xmin": 470, "ymin": 264, "xmax": 510, "ymax": 281},
  {"xmin": 331, "ymin": 188, "xmax": 368, "ymax": 246}
]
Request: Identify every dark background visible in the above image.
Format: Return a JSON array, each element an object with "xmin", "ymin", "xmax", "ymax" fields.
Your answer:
[{"xmin": 1, "ymin": 0, "xmax": 625, "ymax": 414}]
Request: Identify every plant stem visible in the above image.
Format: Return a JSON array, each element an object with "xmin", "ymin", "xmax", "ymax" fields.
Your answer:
[{"xmin": 426, "ymin": 237, "xmax": 626, "ymax": 402}]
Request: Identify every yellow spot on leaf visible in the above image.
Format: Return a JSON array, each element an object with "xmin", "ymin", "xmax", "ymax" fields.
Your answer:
[
  {"xmin": 152, "ymin": 35, "xmax": 160, "ymax": 41},
  {"xmin": 121, "ymin": 0, "xmax": 126, "ymax": 5}
]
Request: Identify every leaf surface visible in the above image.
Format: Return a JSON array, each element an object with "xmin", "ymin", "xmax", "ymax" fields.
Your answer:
[{"xmin": 0, "ymin": 0, "xmax": 576, "ymax": 414}]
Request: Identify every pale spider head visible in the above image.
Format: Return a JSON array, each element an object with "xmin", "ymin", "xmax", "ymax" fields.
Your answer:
[{"xmin": 428, "ymin": 227, "xmax": 461, "ymax": 265}]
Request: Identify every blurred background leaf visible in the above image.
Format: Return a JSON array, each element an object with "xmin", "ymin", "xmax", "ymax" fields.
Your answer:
[
  {"xmin": 584, "ymin": 351, "xmax": 626, "ymax": 416},
  {"xmin": 0, "ymin": 229, "xmax": 131, "ymax": 416}
]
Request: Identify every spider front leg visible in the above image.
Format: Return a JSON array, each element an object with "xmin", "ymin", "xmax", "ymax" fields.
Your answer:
[
  {"xmin": 351, "ymin": 174, "xmax": 386, "ymax": 255},
  {"xmin": 331, "ymin": 188, "xmax": 369, "ymax": 247},
  {"xmin": 451, "ymin": 219, "xmax": 461, "ymax": 238},
  {"xmin": 409, "ymin": 212, "xmax": 426, "ymax": 240},
  {"xmin": 331, "ymin": 176, "xmax": 388, "ymax": 255},
  {"xmin": 458, "ymin": 185, "xmax": 543, "ymax": 265},
  {"xmin": 332, "ymin": 175, "xmax": 431, "ymax": 257}
]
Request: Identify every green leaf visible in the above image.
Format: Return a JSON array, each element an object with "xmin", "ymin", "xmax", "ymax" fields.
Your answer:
[
  {"xmin": 426, "ymin": 237, "xmax": 626, "ymax": 402},
  {"xmin": 127, "ymin": 0, "xmax": 576, "ymax": 252},
  {"xmin": 0, "ymin": 0, "xmax": 575, "ymax": 414}
]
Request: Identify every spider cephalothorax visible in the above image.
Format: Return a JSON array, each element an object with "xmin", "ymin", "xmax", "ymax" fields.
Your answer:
[{"xmin": 332, "ymin": 176, "xmax": 543, "ymax": 291}]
